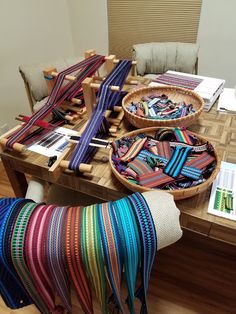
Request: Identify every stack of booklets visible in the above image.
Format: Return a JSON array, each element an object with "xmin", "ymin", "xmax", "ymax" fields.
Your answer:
[
  {"xmin": 217, "ymin": 88, "xmax": 236, "ymax": 113},
  {"xmin": 208, "ymin": 161, "xmax": 236, "ymax": 221},
  {"xmin": 149, "ymin": 70, "xmax": 225, "ymax": 111}
]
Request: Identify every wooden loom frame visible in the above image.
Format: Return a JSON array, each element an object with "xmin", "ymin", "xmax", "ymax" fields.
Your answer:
[{"xmin": 0, "ymin": 49, "xmax": 138, "ymax": 178}]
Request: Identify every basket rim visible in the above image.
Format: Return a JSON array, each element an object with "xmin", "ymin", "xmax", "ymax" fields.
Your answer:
[
  {"xmin": 122, "ymin": 85, "xmax": 205, "ymax": 124},
  {"xmin": 109, "ymin": 126, "xmax": 220, "ymax": 197}
]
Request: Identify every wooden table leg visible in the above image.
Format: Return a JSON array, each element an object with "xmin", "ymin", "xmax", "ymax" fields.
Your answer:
[{"xmin": 1, "ymin": 157, "xmax": 28, "ymax": 197}]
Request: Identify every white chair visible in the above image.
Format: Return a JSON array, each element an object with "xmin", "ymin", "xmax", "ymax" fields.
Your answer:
[
  {"xmin": 19, "ymin": 56, "xmax": 83, "ymax": 112},
  {"xmin": 132, "ymin": 42, "xmax": 199, "ymax": 80}
]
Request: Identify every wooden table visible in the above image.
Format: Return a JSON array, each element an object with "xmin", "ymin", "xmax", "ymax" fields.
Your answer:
[{"xmin": 1, "ymin": 105, "xmax": 236, "ymax": 245}]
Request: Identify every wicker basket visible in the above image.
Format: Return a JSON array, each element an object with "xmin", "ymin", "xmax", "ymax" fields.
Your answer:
[
  {"xmin": 122, "ymin": 85, "xmax": 204, "ymax": 128},
  {"xmin": 109, "ymin": 127, "xmax": 220, "ymax": 200}
]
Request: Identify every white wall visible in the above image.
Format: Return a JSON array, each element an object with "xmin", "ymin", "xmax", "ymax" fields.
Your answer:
[
  {"xmin": 0, "ymin": 0, "xmax": 75, "ymax": 130},
  {"xmin": 67, "ymin": 0, "xmax": 108, "ymax": 56},
  {"xmin": 197, "ymin": 0, "xmax": 236, "ymax": 87}
]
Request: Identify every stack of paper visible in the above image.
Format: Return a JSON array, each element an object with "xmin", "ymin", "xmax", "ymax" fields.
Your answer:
[
  {"xmin": 149, "ymin": 70, "xmax": 225, "ymax": 111},
  {"xmin": 208, "ymin": 161, "xmax": 236, "ymax": 221},
  {"xmin": 217, "ymin": 88, "xmax": 236, "ymax": 113}
]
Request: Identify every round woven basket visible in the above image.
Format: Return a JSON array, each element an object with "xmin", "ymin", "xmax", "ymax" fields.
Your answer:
[
  {"xmin": 109, "ymin": 127, "xmax": 220, "ymax": 200},
  {"xmin": 122, "ymin": 85, "xmax": 204, "ymax": 128}
]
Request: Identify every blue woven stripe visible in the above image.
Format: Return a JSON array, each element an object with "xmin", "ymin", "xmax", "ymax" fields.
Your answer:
[
  {"xmin": 69, "ymin": 60, "xmax": 132, "ymax": 171},
  {"xmin": 164, "ymin": 146, "xmax": 192, "ymax": 178},
  {"xmin": 127, "ymin": 193, "xmax": 157, "ymax": 314},
  {"xmin": 138, "ymin": 150, "xmax": 202, "ymax": 180},
  {"xmin": 113, "ymin": 197, "xmax": 141, "ymax": 314},
  {"xmin": 0, "ymin": 198, "xmax": 32, "ymax": 309}
]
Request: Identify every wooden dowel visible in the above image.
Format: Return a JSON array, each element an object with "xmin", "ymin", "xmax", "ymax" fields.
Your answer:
[
  {"xmin": 51, "ymin": 71, "xmax": 77, "ymax": 82},
  {"xmin": 0, "ymin": 138, "xmax": 27, "ymax": 153},
  {"xmin": 113, "ymin": 106, "xmax": 122, "ymax": 112},
  {"xmin": 60, "ymin": 160, "xmax": 93, "ymax": 173},
  {"xmin": 71, "ymin": 98, "xmax": 82, "ymax": 105},
  {"xmin": 109, "ymin": 125, "xmax": 118, "ymax": 133},
  {"xmin": 90, "ymin": 83, "xmax": 120, "ymax": 92}
]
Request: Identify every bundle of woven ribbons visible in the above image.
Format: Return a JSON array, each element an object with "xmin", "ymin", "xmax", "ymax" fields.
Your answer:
[
  {"xmin": 6, "ymin": 54, "xmax": 106, "ymax": 148},
  {"xmin": 112, "ymin": 127, "xmax": 216, "ymax": 190},
  {"xmin": 0, "ymin": 192, "xmax": 157, "ymax": 314},
  {"xmin": 127, "ymin": 93, "xmax": 195, "ymax": 120}
]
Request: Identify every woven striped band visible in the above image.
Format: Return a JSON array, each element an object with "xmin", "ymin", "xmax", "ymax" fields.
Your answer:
[
  {"xmin": 164, "ymin": 146, "xmax": 192, "ymax": 178},
  {"xmin": 154, "ymin": 72, "xmax": 202, "ymax": 90},
  {"xmin": 138, "ymin": 151, "xmax": 214, "ymax": 188},
  {"xmin": 24, "ymin": 204, "xmax": 58, "ymax": 312},
  {"xmin": 0, "ymin": 198, "xmax": 32, "ymax": 309},
  {"xmin": 98, "ymin": 201, "xmax": 124, "ymax": 312},
  {"xmin": 128, "ymin": 193, "xmax": 157, "ymax": 314},
  {"xmin": 46, "ymin": 206, "xmax": 71, "ymax": 313},
  {"xmin": 69, "ymin": 60, "xmax": 132, "ymax": 171},
  {"xmin": 138, "ymin": 150, "xmax": 203, "ymax": 181},
  {"xmin": 7, "ymin": 54, "xmax": 105, "ymax": 147},
  {"xmin": 81, "ymin": 204, "xmax": 108, "ymax": 313},
  {"xmin": 65, "ymin": 206, "xmax": 93, "ymax": 314},
  {"xmin": 11, "ymin": 201, "xmax": 50, "ymax": 313},
  {"xmin": 112, "ymin": 196, "xmax": 141, "ymax": 314},
  {"xmin": 173, "ymin": 128, "xmax": 194, "ymax": 145}
]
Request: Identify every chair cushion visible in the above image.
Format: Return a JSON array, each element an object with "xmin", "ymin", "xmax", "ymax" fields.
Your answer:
[
  {"xmin": 19, "ymin": 56, "xmax": 83, "ymax": 102},
  {"xmin": 133, "ymin": 42, "xmax": 199, "ymax": 75}
]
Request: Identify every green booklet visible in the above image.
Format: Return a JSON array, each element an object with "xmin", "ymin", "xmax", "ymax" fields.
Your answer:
[{"xmin": 208, "ymin": 161, "xmax": 236, "ymax": 221}]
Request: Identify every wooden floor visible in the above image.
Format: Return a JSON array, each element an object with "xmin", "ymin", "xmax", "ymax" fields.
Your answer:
[{"xmin": 0, "ymin": 162, "xmax": 235, "ymax": 314}]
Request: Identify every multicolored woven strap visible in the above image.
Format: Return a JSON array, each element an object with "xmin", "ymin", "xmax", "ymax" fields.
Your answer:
[
  {"xmin": 164, "ymin": 146, "xmax": 192, "ymax": 178},
  {"xmin": 11, "ymin": 201, "xmax": 50, "ymax": 313},
  {"xmin": 0, "ymin": 198, "xmax": 32, "ymax": 309},
  {"xmin": 24, "ymin": 204, "xmax": 58, "ymax": 312},
  {"xmin": 98, "ymin": 201, "xmax": 124, "ymax": 312},
  {"xmin": 81, "ymin": 204, "xmax": 108, "ymax": 313},
  {"xmin": 7, "ymin": 54, "xmax": 105, "ymax": 147},
  {"xmin": 46, "ymin": 206, "xmax": 71, "ymax": 313},
  {"xmin": 128, "ymin": 193, "xmax": 157, "ymax": 314},
  {"xmin": 112, "ymin": 197, "xmax": 141, "ymax": 314},
  {"xmin": 69, "ymin": 60, "xmax": 132, "ymax": 171},
  {"xmin": 65, "ymin": 206, "xmax": 93, "ymax": 314}
]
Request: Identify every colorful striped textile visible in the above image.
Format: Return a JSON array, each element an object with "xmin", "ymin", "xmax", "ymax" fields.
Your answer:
[
  {"xmin": 138, "ymin": 150, "xmax": 203, "ymax": 181},
  {"xmin": 128, "ymin": 193, "xmax": 157, "ymax": 314},
  {"xmin": 0, "ymin": 198, "xmax": 32, "ymax": 309},
  {"xmin": 164, "ymin": 146, "xmax": 192, "ymax": 178},
  {"xmin": 46, "ymin": 206, "xmax": 71, "ymax": 313},
  {"xmin": 24, "ymin": 204, "xmax": 58, "ymax": 312},
  {"xmin": 11, "ymin": 202, "xmax": 50, "ymax": 313},
  {"xmin": 137, "ymin": 151, "xmax": 214, "ymax": 188},
  {"xmin": 69, "ymin": 60, "xmax": 132, "ymax": 171},
  {"xmin": 112, "ymin": 197, "xmax": 141, "ymax": 314},
  {"xmin": 7, "ymin": 54, "xmax": 105, "ymax": 147},
  {"xmin": 0, "ymin": 194, "xmax": 158, "ymax": 313},
  {"xmin": 98, "ymin": 202, "xmax": 124, "ymax": 312},
  {"xmin": 81, "ymin": 204, "xmax": 108, "ymax": 313},
  {"xmin": 128, "ymin": 157, "xmax": 153, "ymax": 176},
  {"xmin": 119, "ymin": 137, "xmax": 147, "ymax": 162},
  {"xmin": 153, "ymin": 72, "xmax": 202, "ymax": 90},
  {"xmin": 173, "ymin": 127, "xmax": 194, "ymax": 145},
  {"xmin": 65, "ymin": 206, "xmax": 93, "ymax": 314},
  {"xmin": 156, "ymin": 141, "xmax": 172, "ymax": 158}
]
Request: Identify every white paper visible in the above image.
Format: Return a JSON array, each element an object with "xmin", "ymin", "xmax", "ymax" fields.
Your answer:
[
  {"xmin": 217, "ymin": 88, "xmax": 236, "ymax": 112},
  {"xmin": 28, "ymin": 127, "xmax": 78, "ymax": 157}
]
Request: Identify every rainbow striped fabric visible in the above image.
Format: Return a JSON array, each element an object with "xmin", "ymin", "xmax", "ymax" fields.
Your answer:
[{"xmin": 0, "ymin": 193, "xmax": 157, "ymax": 313}]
